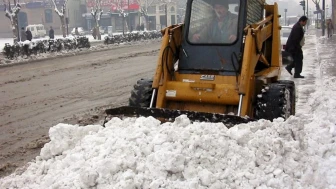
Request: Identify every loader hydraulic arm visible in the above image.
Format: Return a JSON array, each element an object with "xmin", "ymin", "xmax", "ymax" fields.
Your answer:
[
  {"xmin": 152, "ymin": 24, "xmax": 183, "ymax": 108},
  {"xmin": 237, "ymin": 3, "xmax": 281, "ymax": 116}
]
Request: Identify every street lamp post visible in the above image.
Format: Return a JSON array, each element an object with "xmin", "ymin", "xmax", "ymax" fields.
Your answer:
[
  {"xmin": 128, "ymin": 0, "xmax": 130, "ymax": 31},
  {"xmin": 284, "ymin": 9, "xmax": 287, "ymax": 26},
  {"xmin": 165, "ymin": 4, "xmax": 168, "ymax": 27},
  {"xmin": 322, "ymin": 0, "xmax": 325, "ymax": 36},
  {"xmin": 306, "ymin": 0, "xmax": 309, "ymax": 30}
]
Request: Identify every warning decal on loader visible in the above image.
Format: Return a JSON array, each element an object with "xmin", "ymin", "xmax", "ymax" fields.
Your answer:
[{"xmin": 166, "ymin": 90, "xmax": 177, "ymax": 97}]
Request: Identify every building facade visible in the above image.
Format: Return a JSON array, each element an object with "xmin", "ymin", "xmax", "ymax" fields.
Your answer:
[
  {"xmin": 0, "ymin": 0, "xmax": 178, "ymax": 38},
  {"xmin": 0, "ymin": 0, "xmax": 83, "ymax": 37}
]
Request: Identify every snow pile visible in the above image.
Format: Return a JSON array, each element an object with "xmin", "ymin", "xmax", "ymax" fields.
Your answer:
[
  {"xmin": 1, "ymin": 34, "xmax": 336, "ymax": 188},
  {"xmin": 1, "ymin": 102, "xmax": 336, "ymax": 189}
]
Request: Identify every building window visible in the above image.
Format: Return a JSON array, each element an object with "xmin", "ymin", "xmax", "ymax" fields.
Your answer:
[
  {"xmin": 170, "ymin": 7, "xmax": 175, "ymax": 13},
  {"xmin": 148, "ymin": 6, "xmax": 156, "ymax": 14},
  {"xmin": 45, "ymin": 9, "xmax": 53, "ymax": 23}
]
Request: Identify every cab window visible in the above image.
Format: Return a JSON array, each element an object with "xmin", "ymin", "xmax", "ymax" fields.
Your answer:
[{"xmin": 188, "ymin": 0, "xmax": 240, "ymax": 44}]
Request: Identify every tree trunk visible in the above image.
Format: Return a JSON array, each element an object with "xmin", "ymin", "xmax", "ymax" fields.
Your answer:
[
  {"xmin": 96, "ymin": 26, "xmax": 101, "ymax": 40},
  {"xmin": 12, "ymin": 16, "xmax": 19, "ymax": 42},
  {"xmin": 333, "ymin": 0, "xmax": 336, "ymax": 32},
  {"xmin": 144, "ymin": 16, "xmax": 148, "ymax": 31},
  {"xmin": 60, "ymin": 16, "xmax": 66, "ymax": 38}
]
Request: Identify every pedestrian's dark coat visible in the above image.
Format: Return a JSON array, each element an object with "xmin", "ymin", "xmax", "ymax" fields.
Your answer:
[
  {"xmin": 20, "ymin": 29, "xmax": 27, "ymax": 41},
  {"xmin": 26, "ymin": 30, "xmax": 33, "ymax": 41},
  {"xmin": 49, "ymin": 28, "xmax": 55, "ymax": 39},
  {"xmin": 285, "ymin": 22, "xmax": 304, "ymax": 54}
]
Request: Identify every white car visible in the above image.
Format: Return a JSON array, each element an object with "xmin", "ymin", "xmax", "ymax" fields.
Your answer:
[
  {"xmin": 71, "ymin": 27, "xmax": 85, "ymax": 36},
  {"xmin": 26, "ymin": 24, "xmax": 46, "ymax": 38},
  {"xmin": 280, "ymin": 26, "xmax": 293, "ymax": 64}
]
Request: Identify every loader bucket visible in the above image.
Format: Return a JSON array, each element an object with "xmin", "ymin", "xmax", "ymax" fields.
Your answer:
[{"xmin": 105, "ymin": 106, "xmax": 254, "ymax": 128}]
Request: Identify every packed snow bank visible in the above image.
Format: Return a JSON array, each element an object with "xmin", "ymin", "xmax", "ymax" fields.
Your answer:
[
  {"xmin": 1, "ymin": 34, "xmax": 336, "ymax": 188},
  {"xmin": 1, "ymin": 91, "xmax": 336, "ymax": 189}
]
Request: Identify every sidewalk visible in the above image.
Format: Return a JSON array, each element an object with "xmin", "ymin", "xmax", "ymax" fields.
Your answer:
[
  {"xmin": 313, "ymin": 28, "xmax": 336, "ymax": 78},
  {"xmin": 279, "ymin": 27, "xmax": 336, "ymax": 117}
]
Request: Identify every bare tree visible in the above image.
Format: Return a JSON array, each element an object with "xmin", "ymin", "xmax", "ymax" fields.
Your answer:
[
  {"xmin": 136, "ymin": 0, "xmax": 155, "ymax": 30},
  {"xmin": 91, "ymin": 0, "xmax": 103, "ymax": 40},
  {"xmin": 50, "ymin": 0, "xmax": 68, "ymax": 37},
  {"xmin": 311, "ymin": 1, "xmax": 322, "ymax": 19},
  {"xmin": 311, "ymin": 0, "xmax": 321, "ymax": 11},
  {"xmin": 113, "ymin": 0, "xmax": 129, "ymax": 35},
  {"xmin": 4, "ymin": 0, "xmax": 21, "ymax": 42}
]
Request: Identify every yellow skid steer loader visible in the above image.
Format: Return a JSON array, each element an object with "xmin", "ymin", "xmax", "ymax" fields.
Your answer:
[{"xmin": 106, "ymin": 0, "xmax": 295, "ymax": 127}]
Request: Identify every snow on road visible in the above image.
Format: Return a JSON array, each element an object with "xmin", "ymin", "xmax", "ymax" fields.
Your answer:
[
  {"xmin": 0, "ymin": 34, "xmax": 107, "ymax": 50},
  {"xmin": 0, "ymin": 34, "xmax": 336, "ymax": 188}
]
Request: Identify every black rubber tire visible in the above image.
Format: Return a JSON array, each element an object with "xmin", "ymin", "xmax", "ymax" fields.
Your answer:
[
  {"xmin": 254, "ymin": 83, "xmax": 294, "ymax": 121},
  {"xmin": 276, "ymin": 80, "xmax": 296, "ymax": 115},
  {"xmin": 129, "ymin": 79, "xmax": 154, "ymax": 107}
]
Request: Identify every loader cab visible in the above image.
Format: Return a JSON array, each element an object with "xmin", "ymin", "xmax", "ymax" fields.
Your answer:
[{"xmin": 178, "ymin": 0, "xmax": 263, "ymax": 75}]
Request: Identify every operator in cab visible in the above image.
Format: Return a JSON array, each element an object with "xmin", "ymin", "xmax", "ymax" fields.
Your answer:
[{"xmin": 190, "ymin": 0, "xmax": 238, "ymax": 44}]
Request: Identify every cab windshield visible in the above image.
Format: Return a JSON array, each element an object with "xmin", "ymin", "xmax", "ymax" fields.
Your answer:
[{"xmin": 187, "ymin": 0, "xmax": 240, "ymax": 44}]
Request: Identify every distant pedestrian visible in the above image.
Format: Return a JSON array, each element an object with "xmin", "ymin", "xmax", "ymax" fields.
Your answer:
[
  {"xmin": 26, "ymin": 28, "xmax": 33, "ymax": 41},
  {"xmin": 20, "ymin": 27, "xmax": 27, "ymax": 42},
  {"xmin": 75, "ymin": 27, "xmax": 79, "ymax": 35},
  {"xmin": 49, "ymin": 26, "xmax": 55, "ymax": 39},
  {"xmin": 327, "ymin": 19, "xmax": 334, "ymax": 38},
  {"xmin": 92, "ymin": 27, "xmax": 97, "ymax": 39},
  {"xmin": 285, "ymin": 16, "xmax": 308, "ymax": 79}
]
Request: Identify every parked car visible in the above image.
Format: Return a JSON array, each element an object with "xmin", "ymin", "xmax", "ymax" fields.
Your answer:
[
  {"xmin": 26, "ymin": 24, "xmax": 46, "ymax": 38},
  {"xmin": 71, "ymin": 27, "xmax": 85, "ymax": 36},
  {"xmin": 280, "ymin": 26, "xmax": 293, "ymax": 64}
]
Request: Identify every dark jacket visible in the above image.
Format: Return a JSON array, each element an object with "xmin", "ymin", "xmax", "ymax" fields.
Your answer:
[
  {"xmin": 20, "ymin": 30, "xmax": 27, "ymax": 41},
  {"xmin": 26, "ymin": 30, "xmax": 33, "ymax": 41},
  {"xmin": 285, "ymin": 22, "xmax": 304, "ymax": 54},
  {"xmin": 49, "ymin": 28, "xmax": 54, "ymax": 39}
]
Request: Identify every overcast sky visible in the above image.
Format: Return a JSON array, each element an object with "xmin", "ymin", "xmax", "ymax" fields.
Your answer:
[{"xmin": 266, "ymin": 0, "xmax": 332, "ymax": 17}]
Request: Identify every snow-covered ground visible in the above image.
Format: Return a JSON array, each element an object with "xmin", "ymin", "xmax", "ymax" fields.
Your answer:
[
  {"xmin": 0, "ymin": 34, "xmax": 336, "ymax": 188},
  {"xmin": 0, "ymin": 30, "xmax": 152, "ymax": 50},
  {"xmin": 0, "ymin": 34, "xmax": 108, "ymax": 50}
]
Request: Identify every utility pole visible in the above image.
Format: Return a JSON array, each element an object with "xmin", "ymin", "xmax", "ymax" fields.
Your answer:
[
  {"xmin": 322, "ymin": 0, "xmax": 325, "ymax": 36},
  {"xmin": 128, "ymin": 0, "xmax": 130, "ymax": 32},
  {"xmin": 165, "ymin": 4, "xmax": 168, "ymax": 27},
  {"xmin": 306, "ymin": 0, "xmax": 309, "ymax": 29},
  {"xmin": 284, "ymin": 9, "xmax": 287, "ymax": 25}
]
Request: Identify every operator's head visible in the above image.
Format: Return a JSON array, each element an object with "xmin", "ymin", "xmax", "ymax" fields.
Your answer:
[
  {"xmin": 211, "ymin": 0, "xmax": 229, "ymax": 19},
  {"xmin": 298, "ymin": 16, "xmax": 308, "ymax": 26}
]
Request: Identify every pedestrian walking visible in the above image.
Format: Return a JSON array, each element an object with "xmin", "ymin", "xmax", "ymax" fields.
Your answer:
[
  {"xmin": 20, "ymin": 27, "xmax": 27, "ymax": 42},
  {"xmin": 92, "ymin": 27, "xmax": 97, "ymax": 39},
  {"xmin": 49, "ymin": 26, "xmax": 55, "ymax": 39},
  {"xmin": 26, "ymin": 28, "xmax": 33, "ymax": 41},
  {"xmin": 285, "ymin": 16, "xmax": 308, "ymax": 79},
  {"xmin": 75, "ymin": 27, "xmax": 79, "ymax": 35},
  {"xmin": 326, "ymin": 19, "xmax": 334, "ymax": 38}
]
